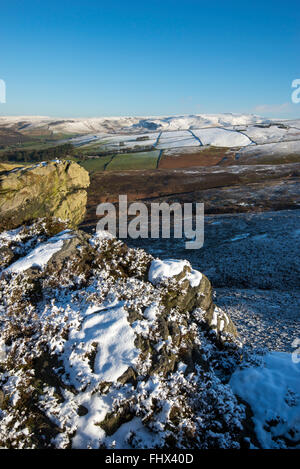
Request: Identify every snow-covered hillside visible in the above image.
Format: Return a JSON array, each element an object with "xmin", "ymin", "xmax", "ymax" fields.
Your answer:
[
  {"xmin": 1, "ymin": 113, "xmax": 300, "ymax": 153},
  {"xmin": 0, "ymin": 219, "xmax": 299, "ymax": 449},
  {"xmin": 0, "ymin": 113, "xmax": 271, "ymax": 135}
]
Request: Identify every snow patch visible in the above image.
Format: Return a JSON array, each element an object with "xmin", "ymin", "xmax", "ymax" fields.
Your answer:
[
  {"xmin": 148, "ymin": 259, "xmax": 202, "ymax": 288},
  {"xmin": 5, "ymin": 230, "xmax": 74, "ymax": 273},
  {"xmin": 66, "ymin": 303, "xmax": 139, "ymax": 384},
  {"xmin": 148, "ymin": 259, "xmax": 189, "ymax": 285},
  {"xmin": 192, "ymin": 128, "xmax": 251, "ymax": 147},
  {"xmin": 186, "ymin": 268, "xmax": 202, "ymax": 287},
  {"xmin": 230, "ymin": 352, "xmax": 300, "ymax": 448}
]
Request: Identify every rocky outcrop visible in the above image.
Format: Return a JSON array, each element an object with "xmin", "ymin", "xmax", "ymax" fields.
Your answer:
[
  {"xmin": 0, "ymin": 160, "xmax": 89, "ymax": 231},
  {"xmin": 0, "ymin": 219, "xmax": 252, "ymax": 450}
]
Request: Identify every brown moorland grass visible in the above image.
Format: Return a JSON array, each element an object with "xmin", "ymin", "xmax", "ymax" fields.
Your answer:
[{"xmin": 158, "ymin": 146, "xmax": 236, "ymax": 168}]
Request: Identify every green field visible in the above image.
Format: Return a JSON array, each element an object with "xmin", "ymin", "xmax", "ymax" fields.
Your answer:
[
  {"xmin": 79, "ymin": 156, "xmax": 114, "ymax": 172},
  {"xmin": 106, "ymin": 151, "xmax": 159, "ymax": 171},
  {"xmin": 0, "ymin": 132, "xmax": 78, "ymax": 153},
  {"xmin": 76, "ymin": 140, "xmax": 110, "ymax": 155},
  {"xmin": 0, "ymin": 139, "xmax": 50, "ymax": 155},
  {"xmin": 78, "ymin": 151, "xmax": 160, "ymax": 173}
]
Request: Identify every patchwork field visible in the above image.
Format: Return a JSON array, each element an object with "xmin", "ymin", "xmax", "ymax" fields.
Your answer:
[{"xmin": 1, "ymin": 113, "xmax": 300, "ymax": 228}]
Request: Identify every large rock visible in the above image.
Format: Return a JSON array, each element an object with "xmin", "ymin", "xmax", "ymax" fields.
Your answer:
[
  {"xmin": 0, "ymin": 160, "xmax": 89, "ymax": 231},
  {"xmin": 0, "ymin": 220, "xmax": 249, "ymax": 449}
]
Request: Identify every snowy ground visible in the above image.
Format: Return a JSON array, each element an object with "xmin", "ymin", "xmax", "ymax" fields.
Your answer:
[
  {"xmin": 216, "ymin": 289, "xmax": 300, "ymax": 352},
  {"xmin": 230, "ymin": 352, "xmax": 300, "ymax": 449},
  {"xmin": 191, "ymin": 127, "xmax": 251, "ymax": 147}
]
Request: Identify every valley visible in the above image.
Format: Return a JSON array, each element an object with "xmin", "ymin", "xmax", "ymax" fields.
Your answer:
[{"xmin": 1, "ymin": 113, "xmax": 299, "ymax": 352}]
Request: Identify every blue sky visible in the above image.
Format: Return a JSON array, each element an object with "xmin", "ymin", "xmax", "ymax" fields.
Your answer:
[{"xmin": 1, "ymin": 0, "xmax": 299, "ymax": 117}]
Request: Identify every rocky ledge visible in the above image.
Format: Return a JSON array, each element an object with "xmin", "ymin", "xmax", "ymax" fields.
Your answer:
[
  {"xmin": 0, "ymin": 218, "xmax": 256, "ymax": 449},
  {"xmin": 0, "ymin": 161, "xmax": 90, "ymax": 232}
]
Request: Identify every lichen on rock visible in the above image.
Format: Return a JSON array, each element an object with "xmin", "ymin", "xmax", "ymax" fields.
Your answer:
[{"xmin": 0, "ymin": 160, "xmax": 90, "ymax": 232}]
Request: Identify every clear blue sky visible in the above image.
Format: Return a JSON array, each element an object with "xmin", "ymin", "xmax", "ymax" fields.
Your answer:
[{"xmin": 1, "ymin": 0, "xmax": 299, "ymax": 118}]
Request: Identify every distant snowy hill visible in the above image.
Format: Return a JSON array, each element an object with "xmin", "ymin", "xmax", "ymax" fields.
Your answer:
[
  {"xmin": 0, "ymin": 113, "xmax": 273, "ymax": 135},
  {"xmin": 1, "ymin": 113, "xmax": 300, "ymax": 154}
]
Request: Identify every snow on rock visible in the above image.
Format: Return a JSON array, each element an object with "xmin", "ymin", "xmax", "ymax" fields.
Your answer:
[
  {"xmin": 148, "ymin": 259, "xmax": 202, "ymax": 288},
  {"xmin": 0, "ymin": 339, "xmax": 6, "ymax": 361},
  {"xmin": 186, "ymin": 268, "xmax": 202, "ymax": 287},
  {"xmin": 230, "ymin": 352, "xmax": 300, "ymax": 448},
  {"xmin": 66, "ymin": 303, "xmax": 139, "ymax": 384},
  {"xmin": 148, "ymin": 259, "xmax": 190, "ymax": 284},
  {"xmin": 0, "ymin": 226, "xmax": 23, "ymax": 242},
  {"xmin": 143, "ymin": 302, "xmax": 160, "ymax": 322},
  {"xmin": 0, "ymin": 219, "xmax": 270, "ymax": 449},
  {"xmin": 93, "ymin": 229, "xmax": 115, "ymax": 241},
  {"xmin": 5, "ymin": 230, "xmax": 74, "ymax": 273}
]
